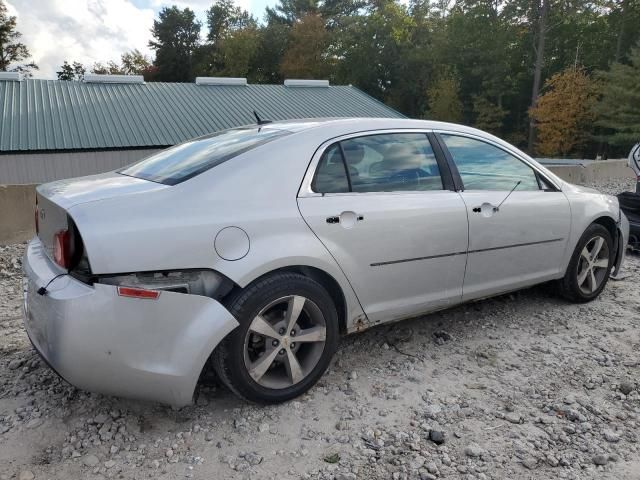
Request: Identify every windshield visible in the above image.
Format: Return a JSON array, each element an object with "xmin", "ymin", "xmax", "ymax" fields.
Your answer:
[{"xmin": 119, "ymin": 127, "xmax": 291, "ymax": 185}]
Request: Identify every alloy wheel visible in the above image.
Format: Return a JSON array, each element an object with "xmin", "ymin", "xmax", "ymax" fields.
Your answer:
[
  {"xmin": 577, "ymin": 235, "xmax": 610, "ymax": 295},
  {"xmin": 243, "ymin": 295, "xmax": 327, "ymax": 389}
]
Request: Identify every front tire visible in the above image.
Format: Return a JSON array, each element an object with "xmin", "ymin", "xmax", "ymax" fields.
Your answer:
[
  {"xmin": 213, "ymin": 272, "xmax": 339, "ymax": 403},
  {"xmin": 559, "ymin": 224, "xmax": 614, "ymax": 302}
]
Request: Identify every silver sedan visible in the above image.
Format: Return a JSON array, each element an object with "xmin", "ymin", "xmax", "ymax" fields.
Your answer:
[{"xmin": 22, "ymin": 118, "xmax": 628, "ymax": 406}]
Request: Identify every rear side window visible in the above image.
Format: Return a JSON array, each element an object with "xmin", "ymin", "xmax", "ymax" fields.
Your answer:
[
  {"xmin": 120, "ymin": 127, "xmax": 290, "ymax": 185},
  {"xmin": 312, "ymin": 144, "xmax": 350, "ymax": 193}
]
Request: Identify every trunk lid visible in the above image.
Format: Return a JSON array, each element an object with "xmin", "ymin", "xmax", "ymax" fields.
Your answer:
[
  {"xmin": 36, "ymin": 172, "xmax": 167, "ymax": 265},
  {"xmin": 37, "ymin": 172, "xmax": 167, "ymax": 210}
]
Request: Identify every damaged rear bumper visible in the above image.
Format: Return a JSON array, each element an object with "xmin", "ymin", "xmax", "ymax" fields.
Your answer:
[{"xmin": 22, "ymin": 237, "xmax": 239, "ymax": 407}]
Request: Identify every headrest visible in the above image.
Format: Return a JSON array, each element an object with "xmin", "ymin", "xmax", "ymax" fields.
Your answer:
[{"xmin": 342, "ymin": 144, "xmax": 365, "ymax": 165}]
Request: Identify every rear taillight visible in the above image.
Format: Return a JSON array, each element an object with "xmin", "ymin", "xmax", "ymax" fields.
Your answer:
[
  {"xmin": 53, "ymin": 230, "xmax": 71, "ymax": 269},
  {"xmin": 117, "ymin": 286, "xmax": 160, "ymax": 299}
]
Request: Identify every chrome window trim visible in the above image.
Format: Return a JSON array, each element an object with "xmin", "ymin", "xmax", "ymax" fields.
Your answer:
[
  {"xmin": 298, "ymin": 128, "xmax": 444, "ymax": 198},
  {"xmin": 434, "ymin": 129, "xmax": 563, "ymax": 192}
]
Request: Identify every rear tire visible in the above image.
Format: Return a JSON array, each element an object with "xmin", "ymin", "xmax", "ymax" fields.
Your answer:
[
  {"xmin": 558, "ymin": 224, "xmax": 613, "ymax": 303},
  {"xmin": 213, "ymin": 272, "xmax": 339, "ymax": 403}
]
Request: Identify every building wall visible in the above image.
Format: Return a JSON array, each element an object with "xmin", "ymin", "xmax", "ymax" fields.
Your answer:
[{"xmin": 0, "ymin": 148, "xmax": 163, "ymax": 185}]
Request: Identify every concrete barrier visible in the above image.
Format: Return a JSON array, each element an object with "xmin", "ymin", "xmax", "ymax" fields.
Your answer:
[
  {"xmin": 0, "ymin": 184, "xmax": 36, "ymax": 245},
  {"xmin": 545, "ymin": 159, "xmax": 635, "ymax": 185},
  {"xmin": 0, "ymin": 160, "xmax": 636, "ymax": 246}
]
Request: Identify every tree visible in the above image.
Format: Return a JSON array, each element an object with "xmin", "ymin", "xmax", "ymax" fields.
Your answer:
[
  {"xmin": 57, "ymin": 61, "xmax": 86, "ymax": 81},
  {"xmin": 149, "ymin": 6, "xmax": 201, "ymax": 82},
  {"xmin": 207, "ymin": 0, "xmax": 256, "ymax": 43},
  {"xmin": 425, "ymin": 70, "xmax": 463, "ymax": 123},
  {"xmin": 595, "ymin": 44, "xmax": 640, "ymax": 148},
  {"xmin": 280, "ymin": 14, "xmax": 331, "ymax": 79},
  {"xmin": 120, "ymin": 49, "xmax": 153, "ymax": 76},
  {"xmin": 473, "ymin": 96, "xmax": 507, "ymax": 135},
  {"xmin": 91, "ymin": 60, "xmax": 122, "ymax": 75},
  {"xmin": 527, "ymin": 0, "xmax": 549, "ymax": 152},
  {"xmin": 0, "ymin": 0, "xmax": 37, "ymax": 75},
  {"xmin": 529, "ymin": 66, "xmax": 596, "ymax": 156},
  {"xmin": 266, "ymin": 0, "xmax": 319, "ymax": 25}
]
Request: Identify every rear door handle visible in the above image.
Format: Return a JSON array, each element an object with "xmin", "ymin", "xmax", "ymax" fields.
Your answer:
[{"xmin": 326, "ymin": 213, "xmax": 364, "ymax": 225}]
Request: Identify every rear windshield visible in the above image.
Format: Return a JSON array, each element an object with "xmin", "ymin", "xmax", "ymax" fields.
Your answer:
[{"xmin": 119, "ymin": 127, "xmax": 290, "ymax": 185}]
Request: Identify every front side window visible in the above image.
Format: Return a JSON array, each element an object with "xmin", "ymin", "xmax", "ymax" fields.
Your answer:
[
  {"xmin": 120, "ymin": 127, "xmax": 290, "ymax": 185},
  {"xmin": 440, "ymin": 134, "xmax": 540, "ymax": 191},
  {"xmin": 312, "ymin": 133, "xmax": 443, "ymax": 193}
]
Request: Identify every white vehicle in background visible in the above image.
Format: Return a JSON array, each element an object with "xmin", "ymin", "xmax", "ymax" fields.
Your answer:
[{"xmin": 23, "ymin": 118, "xmax": 628, "ymax": 406}]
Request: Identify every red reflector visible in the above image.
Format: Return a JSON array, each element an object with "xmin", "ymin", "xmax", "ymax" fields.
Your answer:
[
  {"xmin": 117, "ymin": 286, "xmax": 160, "ymax": 299},
  {"xmin": 53, "ymin": 230, "xmax": 70, "ymax": 268}
]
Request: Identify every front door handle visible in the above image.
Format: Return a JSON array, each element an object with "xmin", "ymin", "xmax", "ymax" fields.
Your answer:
[{"xmin": 472, "ymin": 203, "xmax": 499, "ymax": 217}]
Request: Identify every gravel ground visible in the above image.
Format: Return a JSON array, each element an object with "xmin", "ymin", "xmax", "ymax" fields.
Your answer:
[{"xmin": 1, "ymin": 177, "xmax": 639, "ymax": 480}]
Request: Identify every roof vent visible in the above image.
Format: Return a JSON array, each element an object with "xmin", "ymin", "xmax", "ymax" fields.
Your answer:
[
  {"xmin": 284, "ymin": 79, "xmax": 329, "ymax": 88},
  {"xmin": 196, "ymin": 77, "xmax": 247, "ymax": 86},
  {"xmin": 83, "ymin": 74, "xmax": 144, "ymax": 84},
  {"xmin": 0, "ymin": 72, "xmax": 23, "ymax": 81}
]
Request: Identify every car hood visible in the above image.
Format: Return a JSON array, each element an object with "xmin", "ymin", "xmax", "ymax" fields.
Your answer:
[{"xmin": 37, "ymin": 172, "xmax": 168, "ymax": 209}]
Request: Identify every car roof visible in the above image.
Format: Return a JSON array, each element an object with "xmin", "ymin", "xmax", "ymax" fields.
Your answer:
[{"xmin": 262, "ymin": 117, "xmax": 485, "ymax": 137}]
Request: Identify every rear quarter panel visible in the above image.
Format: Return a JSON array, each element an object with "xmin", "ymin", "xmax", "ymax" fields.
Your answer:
[{"xmin": 67, "ymin": 128, "xmax": 367, "ymax": 329}]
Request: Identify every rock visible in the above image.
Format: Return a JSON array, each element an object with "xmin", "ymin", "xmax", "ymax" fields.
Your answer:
[
  {"xmin": 245, "ymin": 452, "xmax": 263, "ymax": 466},
  {"xmin": 83, "ymin": 454, "xmax": 100, "ymax": 467},
  {"xmin": 464, "ymin": 444, "xmax": 485, "ymax": 458},
  {"xmin": 426, "ymin": 462, "xmax": 438, "ymax": 474},
  {"xmin": 593, "ymin": 454, "xmax": 608, "ymax": 466},
  {"xmin": 205, "ymin": 431, "xmax": 215, "ymax": 441},
  {"xmin": 349, "ymin": 371, "xmax": 358, "ymax": 381},
  {"xmin": 619, "ymin": 381, "xmax": 635, "ymax": 395},
  {"xmin": 18, "ymin": 472, "xmax": 35, "ymax": 480},
  {"xmin": 603, "ymin": 430, "xmax": 621, "ymax": 443},
  {"xmin": 336, "ymin": 474, "xmax": 357, "ymax": 480},
  {"xmin": 104, "ymin": 460, "xmax": 116, "ymax": 469},
  {"xmin": 26, "ymin": 418, "xmax": 43, "ymax": 429},
  {"xmin": 504, "ymin": 412, "xmax": 522, "ymax": 424},
  {"xmin": 166, "ymin": 448, "xmax": 174, "ymax": 458},
  {"xmin": 8, "ymin": 358, "xmax": 24, "ymax": 370},
  {"xmin": 522, "ymin": 457, "xmax": 538, "ymax": 470},
  {"xmin": 428, "ymin": 430, "xmax": 445, "ymax": 445}
]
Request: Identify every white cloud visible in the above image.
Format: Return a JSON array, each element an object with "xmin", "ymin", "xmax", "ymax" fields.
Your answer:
[{"xmin": 6, "ymin": 0, "xmax": 156, "ymax": 79}]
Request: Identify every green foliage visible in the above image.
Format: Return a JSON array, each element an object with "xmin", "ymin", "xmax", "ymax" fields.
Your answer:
[
  {"xmin": 280, "ymin": 14, "xmax": 331, "ymax": 79},
  {"xmin": 149, "ymin": 6, "xmax": 201, "ymax": 82},
  {"xmin": 473, "ymin": 96, "xmax": 507, "ymax": 135},
  {"xmin": 0, "ymin": 0, "xmax": 37, "ymax": 74},
  {"xmin": 595, "ymin": 45, "xmax": 640, "ymax": 148},
  {"xmin": 57, "ymin": 61, "xmax": 85, "ymax": 81},
  {"xmin": 425, "ymin": 70, "xmax": 463, "ymax": 123}
]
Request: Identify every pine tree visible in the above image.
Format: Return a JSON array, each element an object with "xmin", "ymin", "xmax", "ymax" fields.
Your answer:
[
  {"xmin": 529, "ymin": 67, "xmax": 596, "ymax": 156},
  {"xmin": 594, "ymin": 45, "xmax": 640, "ymax": 148},
  {"xmin": 149, "ymin": 7, "xmax": 201, "ymax": 82}
]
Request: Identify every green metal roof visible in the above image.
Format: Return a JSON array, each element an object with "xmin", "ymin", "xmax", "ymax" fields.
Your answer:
[{"xmin": 0, "ymin": 79, "xmax": 403, "ymax": 152}]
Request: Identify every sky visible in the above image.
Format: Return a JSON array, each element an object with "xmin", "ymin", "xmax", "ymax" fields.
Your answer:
[{"xmin": 6, "ymin": 0, "xmax": 277, "ymax": 79}]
